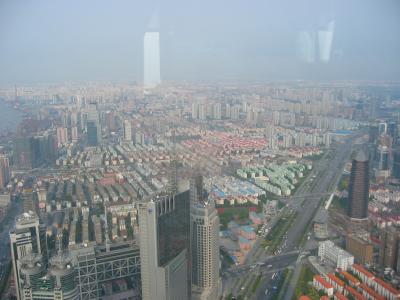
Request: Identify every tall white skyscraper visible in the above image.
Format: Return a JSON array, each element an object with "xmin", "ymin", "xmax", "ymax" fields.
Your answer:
[
  {"xmin": 318, "ymin": 20, "xmax": 335, "ymax": 62},
  {"xmin": 144, "ymin": 32, "xmax": 161, "ymax": 88}
]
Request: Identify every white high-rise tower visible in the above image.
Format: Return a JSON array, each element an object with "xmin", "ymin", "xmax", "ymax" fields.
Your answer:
[{"xmin": 143, "ymin": 32, "xmax": 161, "ymax": 88}]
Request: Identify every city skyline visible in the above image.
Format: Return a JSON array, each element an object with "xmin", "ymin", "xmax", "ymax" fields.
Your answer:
[{"xmin": 0, "ymin": 1, "xmax": 400, "ymax": 299}]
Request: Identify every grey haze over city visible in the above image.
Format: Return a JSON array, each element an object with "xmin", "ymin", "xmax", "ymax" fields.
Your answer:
[
  {"xmin": 1, "ymin": 0, "xmax": 400, "ymax": 85},
  {"xmin": 2, "ymin": 1, "xmax": 400, "ymax": 300}
]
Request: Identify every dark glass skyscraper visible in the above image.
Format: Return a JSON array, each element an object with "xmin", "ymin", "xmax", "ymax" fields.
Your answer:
[
  {"xmin": 190, "ymin": 170, "xmax": 205, "ymax": 203},
  {"xmin": 139, "ymin": 192, "xmax": 190, "ymax": 300},
  {"xmin": 87, "ymin": 121, "xmax": 99, "ymax": 146},
  {"xmin": 347, "ymin": 150, "xmax": 370, "ymax": 220},
  {"xmin": 393, "ymin": 147, "xmax": 400, "ymax": 180},
  {"xmin": 13, "ymin": 133, "xmax": 56, "ymax": 169}
]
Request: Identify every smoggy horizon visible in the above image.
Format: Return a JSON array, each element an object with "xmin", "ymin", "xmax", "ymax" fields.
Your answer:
[{"xmin": 1, "ymin": 0, "xmax": 399, "ymax": 85}]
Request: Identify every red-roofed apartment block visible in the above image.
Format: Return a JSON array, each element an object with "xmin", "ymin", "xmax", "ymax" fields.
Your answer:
[
  {"xmin": 326, "ymin": 273, "xmax": 345, "ymax": 294},
  {"xmin": 359, "ymin": 283, "xmax": 385, "ymax": 300},
  {"xmin": 350, "ymin": 264, "xmax": 375, "ymax": 284},
  {"xmin": 371, "ymin": 278, "xmax": 400, "ymax": 300},
  {"xmin": 334, "ymin": 292, "xmax": 349, "ymax": 300},
  {"xmin": 345, "ymin": 286, "xmax": 367, "ymax": 300},
  {"xmin": 340, "ymin": 271, "xmax": 360, "ymax": 286},
  {"xmin": 313, "ymin": 275, "xmax": 334, "ymax": 297}
]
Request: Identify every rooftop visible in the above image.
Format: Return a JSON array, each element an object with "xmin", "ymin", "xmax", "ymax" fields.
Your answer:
[
  {"xmin": 351, "ymin": 264, "xmax": 374, "ymax": 279},
  {"xmin": 314, "ymin": 275, "xmax": 333, "ymax": 289},
  {"xmin": 354, "ymin": 150, "xmax": 368, "ymax": 163}
]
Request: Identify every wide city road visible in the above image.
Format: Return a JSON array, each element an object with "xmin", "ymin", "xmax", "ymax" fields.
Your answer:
[{"xmin": 255, "ymin": 137, "xmax": 354, "ymax": 300}]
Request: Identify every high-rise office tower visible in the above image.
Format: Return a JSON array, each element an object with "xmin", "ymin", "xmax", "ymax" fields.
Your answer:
[
  {"xmin": 378, "ymin": 121, "xmax": 387, "ymax": 136},
  {"xmin": 379, "ymin": 226, "xmax": 400, "ymax": 271},
  {"xmin": 13, "ymin": 136, "xmax": 35, "ymax": 170},
  {"xmin": 190, "ymin": 170, "xmax": 204, "ymax": 204},
  {"xmin": 377, "ymin": 145, "xmax": 389, "ymax": 171},
  {"xmin": 347, "ymin": 150, "xmax": 370, "ymax": 220},
  {"xmin": 189, "ymin": 173, "xmax": 220, "ymax": 300},
  {"xmin": 388, "ymin": 121, "xmax": 398, "ymax": 145},
  {"xmin": 18, "ymin": 253, "xmax": 47, "ymax": 300},
  {"xmin": 21, "ymin": 189, "xmax": 36, "ymax": 214},
  {"xmin": 138, "ymin": 193, "xmax": 190, "ymax": 300},
  {"xmin": 0, "ymin": 154, "xmax": 10, "ymax": 188},
  {"xmin": 18, "ymin": 251, "xmax": 79, "ymax": 300},
  {"xmin": 14, "ymin": 133, "xmax": 56, "ymax": 169},
  {"xmin": 393, "ymin": 147, "xmax": 400, "ymax": 179},
  {"xmin": 318, "ymin": 20, "xmax": 335, "ymax": 62},
  {"xmin": 369, "ymin": 125, "xmax": 379, "ymax": 144},
  {"xmin": 87, "ymin": 121, "xmax": 100, "ymax": 147},
  {"xmin": 123, "ymin": 119, "xmax": 132, "ymax": 142},
  {"xmin": 86, "ymin": 102, "xmax": 102, "ymax": 145},
  {"xmin": 37, "ymin": 132, "xmax": 57, "ymax": 165},
  {"xmin": 143, "ymin": 32, "xmax": 161, "ymax": 88},
  {"xmin": 10, "ymin": 211, "xmax": 47, "ymax": 300}
]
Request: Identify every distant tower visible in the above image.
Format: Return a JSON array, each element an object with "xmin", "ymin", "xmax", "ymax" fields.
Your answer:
[
  {"xmin": 189, "ymin": 172, "xmax": 220, "ymax": 300},
  {"xmin": 347, "ymin": 150, "xmax": 370, "ymax": 220},
  {"xmin": 0, "ymin": 154, "xmax": 10, "ymax": 188},
  {"xmin": 143, "ymin": 32, "xmax": 161, "ymax": 89},
  {"xmin": 378, "ymin": 122, "xmax": 387, "ymax": 136},
  {"xmin": 377, "ymin": 145, "xmax": 389, "ymax": 171},
  {"xmin": 123, "ymin": 119, "xmax": 132, "ymax": 142},
  {"xmin": 86, "ymin": 102, "xmax": 102, "ymax": 146},
  {"xmin": 393, "ymin": 147, "xmax": 400, "ymax": 179},
  {"xmin": 190, "ymin": 168, "xmax": 204, "ymax": 203}
]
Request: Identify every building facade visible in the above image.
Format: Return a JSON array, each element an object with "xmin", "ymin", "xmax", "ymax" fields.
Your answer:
[
  {"xmin": 347, "ymin": 150, "xmax": 369, "ymax": 220},
  {"xmin": 318, "ymin": 240, "xmax": 354, "ymax": 270},
  {"xmin": 190, "ymin": 201, "xmax": 220, "ymax": 300},
  {"xmin": 138, "ymin": 192, "xmax": 190, "ymax": 300},
  {"xmin": 10, "ymin": 212, "xmax": 47, "ymax": 300}
]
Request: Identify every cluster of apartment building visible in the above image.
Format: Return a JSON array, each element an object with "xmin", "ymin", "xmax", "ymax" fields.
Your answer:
[{"xmin": 237, "ymin": 162, "xmax": 308, "ymax": 196}]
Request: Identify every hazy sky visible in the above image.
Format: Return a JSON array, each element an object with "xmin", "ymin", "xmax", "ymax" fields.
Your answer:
[{"xmin": 0, "ymin": 0, "xmax": 399, "ymax": 85}]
